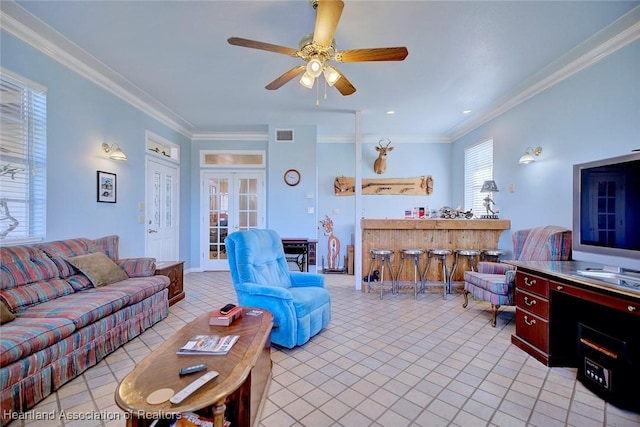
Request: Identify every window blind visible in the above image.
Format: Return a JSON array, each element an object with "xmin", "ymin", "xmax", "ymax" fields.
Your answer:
[
  {"xmin": 464, "ymin": 139, "xmax": 493, "ymax": 216},
  {"xmin": 0, "ymin": 68, "xmax": 47, "ymax": 242}
]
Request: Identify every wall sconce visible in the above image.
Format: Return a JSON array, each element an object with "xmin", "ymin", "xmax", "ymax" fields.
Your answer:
[
  {"xmin": 480, "ymin": 180, "xmax": 499, "ymax": 219},
  {"xmin": 519, "ymin": 146, "xmax": 542, "ymax": 164},
  {"xmin": 102, "ymin": 143, "xmax": 127, "ymax": 161}
]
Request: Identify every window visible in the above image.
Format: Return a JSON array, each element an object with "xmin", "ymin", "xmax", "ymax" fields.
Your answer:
[
  {"xmin": 0, "ymin": 68, "xmax": 47, "ymax": 243},
  {"xmin": 464, "ymin": 139, "xmax": 493, "ymax": 215}
]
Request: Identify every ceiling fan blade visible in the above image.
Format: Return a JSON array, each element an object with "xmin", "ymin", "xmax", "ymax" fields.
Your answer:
[
  {"xmin": 313, "ymin": 0, "xmax": 344, "ymax": 47},
  {"xmin": 265, "ymin": 65, "xmax": 306, "ymax": 90},
  {"xmin": 228, "ymin": 37, "xmax": 298, "ymax": 56},
  {"xmin": 332, "ymin": 68, "xmax": 356, "ymax": 96},
  {"xmin": 337, "ymin": 47, "xmax": 409, "ymax": 62}
]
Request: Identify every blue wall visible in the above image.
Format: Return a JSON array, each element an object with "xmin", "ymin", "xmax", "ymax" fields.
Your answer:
[
  {"xmin": 451, "ymin": 40, "xmax": 640, "ymax": 269},
  {"xmin": 1, "ymin": 31, "xmax": 192, "ymax": 260},
  {"xmin": 2, "ymin": 28, "xmax": 638, "ymax": 271}
]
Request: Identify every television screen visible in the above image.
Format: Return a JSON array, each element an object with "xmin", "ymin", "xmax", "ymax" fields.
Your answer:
[{"xmin": 574, "ymin": 153, "xmax": 640, "ymax": 259}]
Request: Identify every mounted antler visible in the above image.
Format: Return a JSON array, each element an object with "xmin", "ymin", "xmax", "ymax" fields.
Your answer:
[{"xmin": 373, "ymin": 138, "xmax": 393, "ymax": 175}]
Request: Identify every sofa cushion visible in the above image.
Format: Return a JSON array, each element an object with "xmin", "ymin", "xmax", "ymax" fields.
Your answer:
[
  {"xmin": 0, "ymin": 246, "xmax": 61, "ymax": 288},
  {"xmin": 37, "ymin": 238, "xmax": 105, "ymax": 278},
  {"xmin": 464, "ymin": 271, "xmax": 511, "ymax": 296},
  {"xmin": 0, "ymin": 317, "xmax": 76, "ymax": 366},
  {"xmin": 92, "ymin": 235, "xmax": 120, "ymax": 260},
  {"xmin": 94, "ymin": 276, "xmax": 169, "ymax": 304},
  {"xmin": 116, "ymin": 258, "xmax": 157, "ymax": 278},
  {"xmin": 0, "ymin": 301, "xmax": 15, "ymax": 324},
  {"xmin": 66, "ymin": 252, "xmax": 128, "ymax": 287},
  {"xmin": 17, "ymin": 290, "xmax": 130, "ymax": 328},
  {"xmin": 0, "ymin": 278, "xmax": 75, "ymax": 313}
]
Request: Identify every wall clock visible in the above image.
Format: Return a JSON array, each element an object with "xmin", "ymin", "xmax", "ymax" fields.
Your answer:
[{"xmin": 284, "ymin": 169, "xmax": 301, "ymax": 186}]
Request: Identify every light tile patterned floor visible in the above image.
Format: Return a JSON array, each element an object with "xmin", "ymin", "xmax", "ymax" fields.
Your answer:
[{"xmin": 14, "ymin": 272, "xmax": 640, "ymax": 427}]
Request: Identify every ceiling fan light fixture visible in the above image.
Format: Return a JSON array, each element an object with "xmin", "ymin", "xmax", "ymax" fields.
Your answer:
[
  {"xmin": 306, "ymin": 57, "xmax": 324, "ymax": 78},
  {"xmin": 299, "ymin": 72, "xmax": 315, "ymax": 89},
  {"xmin": 323, "ymin": 65, "xmax": 341, "ymax": 86}
]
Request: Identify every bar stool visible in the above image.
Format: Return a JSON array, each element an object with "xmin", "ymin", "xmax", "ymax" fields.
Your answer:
[
  {"xmin": 481, "ymin": 249, "xmax": 506, "ymax": 262},
  {"xmin": 423, "ymin": 249, "xmax": 452, "ymax": 298},
  {"xmin": 366, "ymin": 249, "xmax": 395, "ymax": 299},
  {"xmin": 450, "ymin": 249, "xmax": 482, "ymax": 285},
  {"xmin": 396, "ymin": 249, "xmax": 425, "ymax": 298}
]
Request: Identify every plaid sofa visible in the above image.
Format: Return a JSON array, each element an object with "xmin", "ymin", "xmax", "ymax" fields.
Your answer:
[{"xmin": 0, "ymin": 236, "xmax": 170, "ymax": 425}]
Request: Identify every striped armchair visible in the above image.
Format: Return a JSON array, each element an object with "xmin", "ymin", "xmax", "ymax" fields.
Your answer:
[{"xmin": 462, "ymin": 226, "xmax": 572, "ymax": 326}]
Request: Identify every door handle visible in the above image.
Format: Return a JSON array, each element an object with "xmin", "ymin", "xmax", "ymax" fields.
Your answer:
[{"xmin": 148, "ymin": 229, "xmax": 158, "ymax": 234}]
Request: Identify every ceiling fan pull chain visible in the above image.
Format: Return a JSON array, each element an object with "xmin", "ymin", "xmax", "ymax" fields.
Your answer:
[
  {"xmin": 316, "ymin": 81, "xmax": 320, "ymax": 106},
  {"xmin": 324, "ymin": 78, "xmax": 328, "ymax": 100}
]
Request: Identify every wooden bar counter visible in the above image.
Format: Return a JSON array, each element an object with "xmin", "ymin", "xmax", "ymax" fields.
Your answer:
[{"xmin": 362, "ymin": 219, "xmax": 511, "ymax": 284}]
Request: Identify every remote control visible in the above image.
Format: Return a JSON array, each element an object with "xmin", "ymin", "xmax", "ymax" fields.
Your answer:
[
  {"xmin": 179, "ymin": 363, "xmax": 207, "ymax": 376},
  {"xmin": 170, "ymin": 370, "xmax": 219, "ymax": 405},
  {"xmin": 220, "ymin": 303, "xmax": 236, "ymax": 314}
]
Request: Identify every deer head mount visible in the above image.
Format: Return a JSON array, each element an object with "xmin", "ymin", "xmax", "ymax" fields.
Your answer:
[{"xmin": 373, "ymin": 138, "xmax": 393, "ymax": 174}]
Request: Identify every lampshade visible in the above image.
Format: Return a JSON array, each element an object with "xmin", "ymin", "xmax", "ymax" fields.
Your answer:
[
  {"xmin": 323, "ymin": 65, "xmax": 341, "ymax": 86},
  {"xmin": 519, "ymin": 146, "xmax": 542, "ymax": 164},
  {"xmin": 299, "ymin": 72, "xmax": 315, "ymax": 89},
  {"xmin": 480, "ymin": 180, "xmax": 499, "ymax": 192},
  {"xmin": 306, "ymin": 57, "xmax": 323, "ymax": 78},
  {"xmin": 102, "ymin": 143, "xmax": 127, "ymax": 161}
]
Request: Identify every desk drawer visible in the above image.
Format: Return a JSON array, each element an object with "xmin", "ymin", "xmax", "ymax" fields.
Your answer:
[
  {"xmin": 516, "ymin": 288, "xmax": 549, "ymax": 319},
  {"xmin": 551, "ymin": 281, "xmax": 640, "ymax": 316},
  {"xmin": 516, "ymin": 272, "xmax": 549, "ymax": 298},
  {"xmin": 515, "ymin": 308, "xmax": 549, "ymax": 352}
]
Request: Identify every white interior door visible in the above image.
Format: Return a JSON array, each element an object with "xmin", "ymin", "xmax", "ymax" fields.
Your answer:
[
  {"xmin": 202, "ymin": 171, "xmax": 265, "ymax": 270},
  {"xmin": 145, "ymin": 158, "xmax": 179, "ymax": 261}
]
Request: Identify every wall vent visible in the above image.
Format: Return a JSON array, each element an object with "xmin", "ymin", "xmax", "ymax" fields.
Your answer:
[{"xmin": 275, "ymin": 129, "xmax": 294, "ymax": 142}]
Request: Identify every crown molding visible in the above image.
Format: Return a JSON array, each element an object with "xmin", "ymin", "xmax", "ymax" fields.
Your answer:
[
  {"xmin": 318, "ymin": 134, "xmax": 451, "ymax": 144},
  {"xmin": 3, "ymin": 1, "xmax": 638, "ymax": 145},
  {"xmin": 1, "ymin": 2, "xmax": 194, "ymax": 138},
  {"xmin": 448, "ymin": 7, "xmax": 640, "ymax": 142}
]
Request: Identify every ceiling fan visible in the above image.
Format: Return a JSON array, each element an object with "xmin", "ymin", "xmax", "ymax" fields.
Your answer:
[{"xmin": 228, "ymin": 0, "xmax": 408, "ymax": 96}]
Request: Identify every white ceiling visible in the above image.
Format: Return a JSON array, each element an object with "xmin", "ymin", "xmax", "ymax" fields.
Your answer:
[{"xmin": 3, "ymin": 1, "xmax": 640, "ymax": 141}]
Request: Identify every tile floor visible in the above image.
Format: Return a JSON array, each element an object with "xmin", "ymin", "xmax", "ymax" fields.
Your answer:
[{"xmin": 13, "ymin": 272, "xmax": 640, "ymax": 427}]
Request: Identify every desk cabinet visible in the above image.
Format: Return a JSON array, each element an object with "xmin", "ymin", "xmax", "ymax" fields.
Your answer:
[
  {"xmin": 155, "ymin": 261, "xmax": 185, "ymax": 306},
  {"xmin": 513, "ymin": 271, "xmax": 552, "ymax": 365}
]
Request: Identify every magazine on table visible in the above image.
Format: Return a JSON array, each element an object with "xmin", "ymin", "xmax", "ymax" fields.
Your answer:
[{"xmin": 176, "ymin": 334, "xmax": 239, "ymax": 356}]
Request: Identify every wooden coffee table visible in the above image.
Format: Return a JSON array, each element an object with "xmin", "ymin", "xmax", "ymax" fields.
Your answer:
[{"xmin": 115, "ymin": 308, "xmax": 273, "ymax": 427}]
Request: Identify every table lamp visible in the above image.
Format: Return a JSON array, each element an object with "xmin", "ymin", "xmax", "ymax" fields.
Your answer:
[{"xmin": 480, "ymin": 180, "xmax": 499, "ymax": 219}]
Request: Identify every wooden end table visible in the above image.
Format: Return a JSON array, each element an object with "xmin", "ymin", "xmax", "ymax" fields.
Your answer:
[
  {"xmin": 115, "ymin": 308, "xmax": 273, "ymax": 427},
  {"xmin": 154, "ymin": 261, "xmax": 185, "ymax": 306}
]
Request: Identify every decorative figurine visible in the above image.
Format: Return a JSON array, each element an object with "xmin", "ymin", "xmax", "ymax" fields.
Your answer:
[{"xmin": 319, "ymin": 215, "xmax": 342, "ymax": 272}]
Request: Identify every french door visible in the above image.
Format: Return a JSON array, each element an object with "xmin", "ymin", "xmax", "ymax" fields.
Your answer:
[{"xmin": 201, "ymin": 171, "xmax": 265, "ymax": 270}]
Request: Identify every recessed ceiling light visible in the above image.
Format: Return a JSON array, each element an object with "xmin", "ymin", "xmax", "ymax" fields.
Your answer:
[
  {"xmin": 386, "ymin": 110, "xmax": 395, "ymax": 115},
  {"xmin": 463, "ymin": 109, "xmax": 472, "ymax": 114}
]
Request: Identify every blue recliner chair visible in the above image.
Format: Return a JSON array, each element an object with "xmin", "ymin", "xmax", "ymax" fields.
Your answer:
[{"xmin": 225, "ymin": 229, "xmax": 331, "ymax": 349}]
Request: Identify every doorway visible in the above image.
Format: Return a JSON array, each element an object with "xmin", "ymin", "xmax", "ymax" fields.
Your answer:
[
  {"xmin": 201, "ymin": 171, "xmax": 265, "ymax": 270},
  {"xmin": 145, "ymin": 157, "xmax": 179, "ymax": 261}
]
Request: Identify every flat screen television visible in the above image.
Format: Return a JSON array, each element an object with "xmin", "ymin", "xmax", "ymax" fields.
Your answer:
[{"xmin": 573, "ymin": 152, "xmax": 640, "ymax": 274}]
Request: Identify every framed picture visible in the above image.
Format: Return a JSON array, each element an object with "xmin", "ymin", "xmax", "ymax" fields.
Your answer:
[{"xmin": 97, "ymin": 171, "xmax": 117, "ymax": 203}]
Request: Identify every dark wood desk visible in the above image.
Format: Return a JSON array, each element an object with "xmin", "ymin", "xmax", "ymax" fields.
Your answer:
[
  {"xmin": 281, "ymin": 238, "xmax": 317, "ymax": 272},
  {"xmin": 506, "ymin": 260, "xmax": 640, "ymax": 366}
]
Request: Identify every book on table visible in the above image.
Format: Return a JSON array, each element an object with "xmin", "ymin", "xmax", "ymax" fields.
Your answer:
[
  {"xmin": 209, "ymin": 306, "xmax": 243, "ymax": 326},
  {"xmin": 176, "ymin": 335, "xmax": 239, "ymax": 356}
]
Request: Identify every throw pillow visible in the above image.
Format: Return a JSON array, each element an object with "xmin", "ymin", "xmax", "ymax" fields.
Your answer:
[
  {"xmin": 0, "ymin": 300, "xmax": 16, "ymax": 325},
  {"xmin": 66, "ymin": 252, "xmax": 128, "ymax": 287}
]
